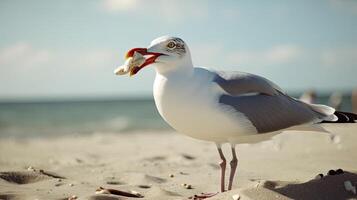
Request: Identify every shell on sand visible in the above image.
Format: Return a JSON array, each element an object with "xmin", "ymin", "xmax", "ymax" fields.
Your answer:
[
  {"xmin": 95, "ymin": 186, "xmax": 143, "ymax": 198},
  {"xmin": 68, "ymin": 195, "xmax": 77, "ymax": 200},
  {"xmin": 232, "ymin": 194, "xmax": 240, "ymax": 200}
]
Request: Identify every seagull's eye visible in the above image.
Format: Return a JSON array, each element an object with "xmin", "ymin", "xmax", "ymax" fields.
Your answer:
[{"xmin": 167, "ymin": 41, "xmax": 176, "ymax": 49}]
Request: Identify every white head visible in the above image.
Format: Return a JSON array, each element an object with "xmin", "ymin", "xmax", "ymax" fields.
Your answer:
[{"xmin": 122, "ymin": 36, "xmax": 193, "ymax": 76}]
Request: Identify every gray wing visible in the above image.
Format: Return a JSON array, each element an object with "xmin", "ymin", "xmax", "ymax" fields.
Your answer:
[
  {"xmin": 213, "ymin": 71, "xmax": 324, "ymax": 133},
  {"xmin": 213, "ymin": 71, "xmax": 283, "ymax": 96},
  {"xmin": 219, "ymin": 93, "xmax": 319, "ymax": 133}
]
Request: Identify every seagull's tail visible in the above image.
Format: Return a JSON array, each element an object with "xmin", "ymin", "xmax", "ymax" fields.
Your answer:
[
  {"xmin": 307, "ymin": 102, "xmax": 357, "ymax": 123},
  {"xmin": 321, "ymin": 111, "xmax": 357, "ymax": 123},
  {"xmin": 297, "ymin": 97, "xmax": 357, "ymax": 123},
  {"xmin": 306, "ymin": 103, "xmax": 338, "ymax": 122}
]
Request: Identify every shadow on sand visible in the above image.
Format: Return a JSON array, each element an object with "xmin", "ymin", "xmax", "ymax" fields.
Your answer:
[{"xmin": 270, "ymin": 171, "xmax": 357, "ymax": 200}]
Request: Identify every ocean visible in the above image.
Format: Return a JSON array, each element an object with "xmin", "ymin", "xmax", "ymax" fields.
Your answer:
[
  {"xmin": 0, "ymin": 94, "xmax": 353, "ymax": 138},
  {"xmin": 0, "ymin": 99, "xmax": 170, "ymax": 138}
]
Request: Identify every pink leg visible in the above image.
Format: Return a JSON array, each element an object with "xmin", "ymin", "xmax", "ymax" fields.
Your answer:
[
  {"xmin": 187, "ymin": 144, "xmax": 227, "ymax": 199},
  {"xmin": 228, "ymin": 145, "xmax": 238, "ymax": 190},
  {"xmin": 216, "ymin": 144, "xmax": 226, "ymax": 192}
]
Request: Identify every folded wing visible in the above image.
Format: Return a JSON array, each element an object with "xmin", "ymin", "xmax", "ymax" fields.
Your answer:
[{"xmin": 214, "ymin": 71, "xmax": 336, "ymax": 133}]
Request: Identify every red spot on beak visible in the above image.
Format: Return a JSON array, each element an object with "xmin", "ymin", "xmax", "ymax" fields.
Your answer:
[
  {"xmin": 125, "ymin": 47, "xmax": 164, "ymax": 76},
  {"xmin": 125, "ymin": 48, "xmax": 147, "ymax": 59}
]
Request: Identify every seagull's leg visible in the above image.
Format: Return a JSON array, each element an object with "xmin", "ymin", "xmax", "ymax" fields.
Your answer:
[
  {"xmin": 188, "ymin": 144, "xmax": 225, "ymax": 199},
  {"xmin": 228, "ymin": 144, "xmax": 238, "ymax": 190},
  {"xmin": 216, "ymin": 143, "xmax": 226, "ymax": 192}
]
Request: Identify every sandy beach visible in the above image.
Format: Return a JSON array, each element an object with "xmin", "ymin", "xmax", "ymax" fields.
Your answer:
[{"xmin": 1, "ymin": 124, "xmax": 357, "ymax": 200}]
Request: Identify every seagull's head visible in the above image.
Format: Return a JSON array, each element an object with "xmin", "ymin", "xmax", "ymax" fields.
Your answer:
[{"xmin": 124, "ymin": 36, "xmax": 192, "ymax": 76}]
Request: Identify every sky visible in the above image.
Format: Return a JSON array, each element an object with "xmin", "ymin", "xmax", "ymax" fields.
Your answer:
[{"xmin": 0, "ymin": 0, "xmax": 357, "ymax": 100}]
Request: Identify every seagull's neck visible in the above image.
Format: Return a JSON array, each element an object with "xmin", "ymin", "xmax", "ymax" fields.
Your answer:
[{"xmin": 154, "ymin": 58, "xmax": 194, "ymax": 78}]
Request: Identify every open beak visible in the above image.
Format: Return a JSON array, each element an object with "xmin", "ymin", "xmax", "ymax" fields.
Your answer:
[{"xmin": 125, "ymin": 48, "xmax": 163, "ymax": 76}]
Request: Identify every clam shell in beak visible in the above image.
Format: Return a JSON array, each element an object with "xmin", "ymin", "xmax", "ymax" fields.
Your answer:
[{"xmin": 114, "ymin": 52, "xmax": 146, "ymax": 76}]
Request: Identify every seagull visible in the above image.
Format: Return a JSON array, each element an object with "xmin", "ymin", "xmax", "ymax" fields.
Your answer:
[{"xmin": 115, "ymin": 36, "xmax": 357, "ymax": 198}]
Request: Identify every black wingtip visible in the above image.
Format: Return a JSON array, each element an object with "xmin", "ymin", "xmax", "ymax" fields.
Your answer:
[{"xmin": 321, "ymin": 111, "xmax": 357, "ymax": 123}]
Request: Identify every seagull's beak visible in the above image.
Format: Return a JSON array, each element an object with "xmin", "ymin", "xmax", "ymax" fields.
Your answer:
[{"xmin": 125, "ymin": 48, "xmax": 164, "ymax": 76}]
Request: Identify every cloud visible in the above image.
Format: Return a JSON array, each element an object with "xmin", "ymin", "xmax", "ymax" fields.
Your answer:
[
  {"xmin": 102, "ymin": 0, "xmax": 138, "ymax": 12},
  {"xmin": 0, "ymin": 43, "xmax": 51, "ymax": 68},
  {"xmin": 0, "ymin": 42, "xmax": 119, "ymax": 72},
  {"xmin": 321, "ymin": 47, "xmax": 357, "ymax": 68},
  {"xmin": 265, "ymin": 45, "xmax": 302, "ymax": 64},
  {"xmin": 0, "ymin": 42, "xmax": 125, "ymax": 98},
  {"xmin": 100, "ymin": 0, "xmax": 210, "ymax": 23},
  {"xmin": 0, "ymin": 42, "xmax": 121, "ymax": 83},
  {"xmin": 158, "ymin": 1, "xmax": 209, "ymax": 23},
  {"xmin": 227, "ymin": 44, "xmax": 302, "ymax": 67}
]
